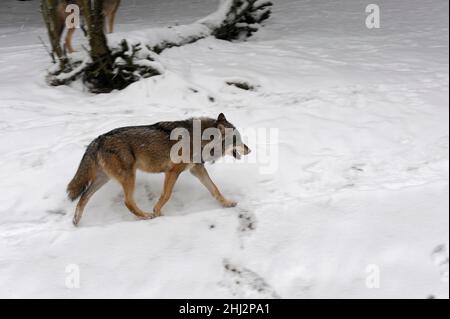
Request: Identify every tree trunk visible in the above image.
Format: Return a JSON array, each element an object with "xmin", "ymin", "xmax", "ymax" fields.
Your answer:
[
  {"xmin": 81, "ymin": 0, "xmax": 117, "ymax": 92},
  {"xmin": 82, "ymin": 0, "xmax": 111, "ymax": 59},
  {"xmin": 41, "ymin": 0, "xmax": 66, "ymax": 67}
]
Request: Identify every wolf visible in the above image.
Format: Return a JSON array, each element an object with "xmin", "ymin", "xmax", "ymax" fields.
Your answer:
[
  {"xmin": 56, "ymin": 0, "xmax": 121, "ymax": 53},
  {"xmin": 67, "ymin": 113, "xmax": 251, "ymax": 226}
]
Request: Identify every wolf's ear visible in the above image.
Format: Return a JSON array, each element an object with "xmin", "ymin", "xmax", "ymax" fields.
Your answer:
[
  {"xmin": 217, "ymin": 113, "xmax": 227, "ymax": 122},
  {"xmin": 217, "ymin": 123, "xmax": 226, "ymax": 135}
]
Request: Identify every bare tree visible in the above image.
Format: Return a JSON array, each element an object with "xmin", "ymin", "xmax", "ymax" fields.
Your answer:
[
  {"xmin": 80, "ymin": 0, "xmax": 115, "ymax": 91},
  {"xmin": 81, "ymin": 0, "xmax": 110, "ymax": 59},
  {"xmin": 41, "ymin": 0, "xmax": 66, "ymax": 67}
]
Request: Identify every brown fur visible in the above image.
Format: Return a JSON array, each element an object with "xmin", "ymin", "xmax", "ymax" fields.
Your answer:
[
  {"xmin": 68, "ymin": 114, "xmax": 251, "ymax": 226},
  {"xmin": 56, "ymin": 0, "xmax": 121, "ymax": 53}
]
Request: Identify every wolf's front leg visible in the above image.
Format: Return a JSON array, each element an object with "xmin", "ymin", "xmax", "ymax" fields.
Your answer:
[{"xmin": 190, "ymin": 165, "xmax": 237, "ymax": 208}]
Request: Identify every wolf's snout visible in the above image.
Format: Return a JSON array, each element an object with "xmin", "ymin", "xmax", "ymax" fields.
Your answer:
[{"xmin": 235, "ymin": 144, "xmax": 251, "ymax": 156}]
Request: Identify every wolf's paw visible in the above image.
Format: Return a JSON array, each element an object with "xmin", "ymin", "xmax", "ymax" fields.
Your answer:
[
  {"xmin": 139, "ymin": 213, "xmax": 157, "ymax": 220},
  {"xmin": 222, "ymin": 200, "xmax": 237, "ymax": 208},
  {"xmin": 72, "ymin": 217, "xmax": 80, "ymax": 227},
  {"xmin": 152, "ymin": 208, "xmax": 163, "ymax": 217}
]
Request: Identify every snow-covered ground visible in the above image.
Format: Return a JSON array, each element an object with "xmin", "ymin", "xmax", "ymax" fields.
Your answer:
[{"xmin": 0, "ymin": 0, "xmax": 448, "ymax": 298}]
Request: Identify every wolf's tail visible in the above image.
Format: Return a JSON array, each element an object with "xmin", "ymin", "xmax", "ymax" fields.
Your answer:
[{"xmin": 67, "ymin": 142, "xmax": 98, "ymax": 201}]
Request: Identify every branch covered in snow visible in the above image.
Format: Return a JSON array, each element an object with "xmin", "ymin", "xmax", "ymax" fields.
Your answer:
[
  {"xmin": 208, "ymin": 0, "xmax": 273, "ymax": 40},
  {"xmin": 149, "ymin": 0, "xmax": 273, "ymax": 52}
]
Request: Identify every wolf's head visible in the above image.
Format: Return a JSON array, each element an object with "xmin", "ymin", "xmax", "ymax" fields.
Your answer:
[{"xmin": 216, "ymin": 113, "xmax": 251, "ymax": 160}]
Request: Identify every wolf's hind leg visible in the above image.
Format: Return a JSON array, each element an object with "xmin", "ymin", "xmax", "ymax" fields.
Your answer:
[
  {"xmin": 73, "ymin": 172, "xmax": 109, "ymax": 226},
  {"xmin": 190, "ymin": 165, "xmax": 237, "ymax": 208},
  {"xmin": 64, "ymin": 27, "xmax": 76, "ymax": 53},
  {"xmin": 99, "ymin": 149, "xmax": 153, "ymax": 220},
  {"xmin": 118, "ymin": 172, "xmax": 154, "ymax": 220},
  {"xmin": 107, "ymin": 10, "xmax": 117, "ymax": 33}
]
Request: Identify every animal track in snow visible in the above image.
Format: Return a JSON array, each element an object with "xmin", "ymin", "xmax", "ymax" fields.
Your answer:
[
  {"xmin": 237, "ymin": 208, "xmax": 256, "ymax": 233},
  {"xmin": 45, "ymin": 208, "xmax": 66, "ymax": 216},
  {"xmin": 221, "ymin": 260, "xmax": 280, "ymax": 299},
  {"xmin": 431, "ymin": 244, "xmax": 449, "ymax": 283},
  {"xmin": 350, "ymin": 163, "xmax": 366, "ymax": 172}
]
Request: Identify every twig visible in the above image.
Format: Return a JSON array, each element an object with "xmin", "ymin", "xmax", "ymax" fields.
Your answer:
[{"xmin": 38, "ymin": 35, "xmax": 55, "ymax": 64}]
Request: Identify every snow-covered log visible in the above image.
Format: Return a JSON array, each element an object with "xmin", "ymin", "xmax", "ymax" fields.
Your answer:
[{"xmin": 150, "ymin": 0, "xmax": 273, "ymax": 53}]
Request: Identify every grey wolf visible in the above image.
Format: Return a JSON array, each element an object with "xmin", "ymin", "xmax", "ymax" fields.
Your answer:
[{"xmin": 67, "ymin": 113, "xmax": 251, "ymax": 226}]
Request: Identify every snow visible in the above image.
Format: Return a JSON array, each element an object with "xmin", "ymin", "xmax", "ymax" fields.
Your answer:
[{"xmin": 0, "ymin": 0, "xmax": 448, "ymax": 298}]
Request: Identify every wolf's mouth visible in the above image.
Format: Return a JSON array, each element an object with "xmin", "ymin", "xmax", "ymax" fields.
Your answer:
[{"xmin": 232, "ymin": 144, "xmax": 251, "ymax": 160}]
